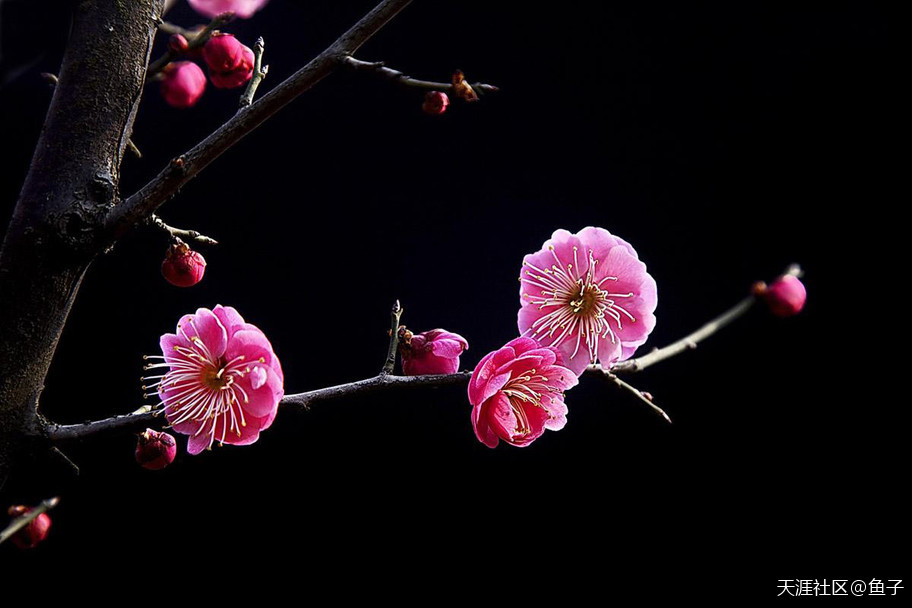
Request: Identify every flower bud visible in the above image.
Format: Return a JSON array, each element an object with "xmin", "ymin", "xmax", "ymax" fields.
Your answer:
[
  {"xmin": 762, "ymin": 274, "xmax": 807, "ymax": 317},
  {"xmin": 7, "ymin": 506, "xmax": 52, "ymax": 549},
  {"xmin": 169, "ymin": 34, "xmax": 190, "ymax": 54},
  {"xmin": 400, "ymin": 328, "xmax": 468, "ymax": 375},
  {"xmin": 203, "ymin": 34, "xmax": 255, "ymax": 89},
  {"xmin": 422, "ymin": 91, "xmax": 449, "ymax": 116},
  {"xmin": 135, "ymin": 429, "xmax": 177, "ymax": 470},
  {"xmin": 160, "ymin": 61, "xmax": 207, "ymax": 108},
  {"xmin": 161, "ymin": 241, "xmax": 207, "ymax": 287},
  {"xmin": 451, "ymin": 70, "xmax": 479, "ymax": 102}
]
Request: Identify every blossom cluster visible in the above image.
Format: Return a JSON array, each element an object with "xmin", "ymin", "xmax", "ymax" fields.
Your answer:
[{"xmin": 160, "ymin": 33, "xmax": 256, "ymax": 108}]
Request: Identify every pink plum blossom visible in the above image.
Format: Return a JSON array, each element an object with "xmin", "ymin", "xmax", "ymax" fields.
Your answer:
[
  {"xmin": 518, "ymin": 227, "xmax": 657, "ymax": 375},
  {"xmin": 400, "ymin": 328, "xmax": 468, "ymax": 375},
  {"xmin": 143, "ymin": 305, "xmax": 284, "ymax": 455},
  {"xmin": 468, "ymin": 337, "xmax": 578, "ymax": 448},
  {"xmin": 160, "ymin": 61, "xmax": 206, "ymax": 108},
  {"xmin": 187, "ymin": 0, "xmax": 270, "ymax": 19}
]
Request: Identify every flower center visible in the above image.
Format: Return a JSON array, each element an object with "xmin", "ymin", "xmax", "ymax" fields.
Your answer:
[
  {"xmin": 500, "ymin": 368, "xmax": 561, "ymax": 437},
  {"xmin": 521, "ymin": 245, "xmax": 637, "ymax": 362},
  {"xmin": 201, "ymin": 366, "xmax": 233, "ymax": 390}
]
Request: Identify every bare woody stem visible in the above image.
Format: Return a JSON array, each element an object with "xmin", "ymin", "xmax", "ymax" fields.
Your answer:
[
  {"xmin": 610, "ymin": 296, "xmax": 758, "ymax": 374},
  {"xmin": 147, "ymin": 12, "xmax": 235, "ymax": 78},
  {"xmin": 381, "ymin": 300, "xmax": 403, "ymax": 374},
  {"xmin": 239, "ymin": 37, "xmax": 269, "ymax": 108},
  {"xmin": 0, "ymin": 497, "xmax": 60, "ymax": 546},
  {"xmin": 107, "ymin": 0, "xmax": 414, "ymax": 240},
  {"xmin": 150, "ymin": 214, "xmax": 218, "ymax": 245},
  {"xmin": 344, "ymin": 57, "xmax": 500, "ymax": 96}
]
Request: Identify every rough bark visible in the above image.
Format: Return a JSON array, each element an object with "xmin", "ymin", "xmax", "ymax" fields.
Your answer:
[{"xmin": 0, "ymin": 0, "xmax": 164, "ymax": 479}]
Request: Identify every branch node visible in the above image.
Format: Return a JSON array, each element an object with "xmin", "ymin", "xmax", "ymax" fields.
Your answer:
[{"xmin": 239, "ymin": 37, "xmax": 268, "ymax": 108}]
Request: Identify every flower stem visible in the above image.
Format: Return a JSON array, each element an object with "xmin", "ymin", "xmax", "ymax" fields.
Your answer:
[
  {"xmin": 239, "ymin": 37, "xmax": 269, "ymax": 108},
  {"xmin": 381, "ymin": 300, "xmax": 403, "ymax": 375},
  {"xmin": 0, "ymin": 497, "xmax": 59, "ymax": 546}
]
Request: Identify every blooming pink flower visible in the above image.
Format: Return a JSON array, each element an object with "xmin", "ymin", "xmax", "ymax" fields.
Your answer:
[
  {"xmin": 518, "ymin": 227, "xmax": 657, "ymax": 375},
  {"xmin": 160, "ymin": 61, "xmax": 207, "ymax": 108},
  {"xmin": 135, "ymin": 429, "xmax": 178, "ymax": 470},
  {"xmin": 468, "ymin": 337, "xmax": 578, "ymax": 448},
  {"xmin": 143, "ymin": 305, "xmax": 284, "ymax": 455},
  {"xmin": 187, "ymin": 0, "xmax": 270, "ymax": 19},
  {"xmin": 758, "ymin": 274, "xmax": 807, "ymax": 317},
  {"xmin": 421, "ymin": 91, "xmax": 449, "ymax": 115},
  {"xmin": 400, "ymin": 328, "xmax": 468, "ymax": 375}
]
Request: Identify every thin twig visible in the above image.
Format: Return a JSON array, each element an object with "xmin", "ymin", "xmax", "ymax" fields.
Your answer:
[
  {"xmin": 108, "ymin": 0, "xmax": 414, "ymax": 240},
  {"xmin": 0, "ymin": 497, "xmax": 60, "ymax": 546},
  {"xmin": 150, "ymin": 214, "xmax": 218, "ymax": 245},
  {"xmin": 611, "ymin": 295, "xmax": 757, "ymax": 374},
  {"xmin": 147, "ymin": 12, "xmax": 236, "ymax": 79},
  {"xmin": 344, "ymin": 56, "xmax": 500, "ymax": 97},
  {"xmin": 46, "ymin": 372, "xmax": 470, "ymax": 441},
  {"xmin": 607, "ymin": 374, "xmax": 672, "ymax": 423},
  {"xmin": 239, "ymin": 37, "xmax": 269, "ymax": 108},
  {"xmin": 382, "ymin": 300, "xmax": 404, "ymax": 374}
]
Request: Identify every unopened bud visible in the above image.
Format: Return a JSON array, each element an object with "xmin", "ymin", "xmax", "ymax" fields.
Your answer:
[
  {"xmin": 7, "ymin": 506, "xmax": 52, "ymax": 549},
  {"xmin": 762, "ymin": 275, "xmax": 807, "ymax": 317},
  {"xmin": 135, "ymin": 429, "xmax": 177, "ymax": 470},
  {"xmin": 422, "ymin": 91, "xmax": 449, "ymax": 116},
  {"xmin": 160, "ymin": 61, "xmax": 207, "ymax": 108},
  {"xmin": 161, "ymin": 240, "xmax": 207, "ymax": 287},
  {"xmin": 451, "ymin": 70, "xmax": 479, "ymax": 102},
  {"xmin": 169, "ymin": 34, "xmax": 190, "ymax": 54}
]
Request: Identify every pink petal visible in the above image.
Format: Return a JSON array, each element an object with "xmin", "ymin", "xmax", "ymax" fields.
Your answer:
[
  {"xmin": 225, "ymin": 329, "xmax": 276, "ymax": 368},
  {"xmin": 238, "ymin": 367, "xmax": 283, "ymax": 417},
  {"xmin": 577, "ymin": 226, "xmax": 639, "ymax": 261},
  {"xmin": 159, "ymin": 332, "xmax": 189, "ymax": 363},
  {"xmin": 467, "ymin": 346, "xmax": 516, "ymax": 406},
  {"xmin": 596, "ymin": 335, "xmax": 624, "ymax": 369},
  {"xmin": 187, "ymin": 430, "xmax": 213, "ymax": 455},
  {"xmin": 181, "ymin": 308, "xmax": 228, "ymax": 360},
  {"xmin": 212, "ymin": 305, "xmax": 247, "ymax": 338},
  {"xmin": 539, "ymin": 364, "xmax": 578, "ymax": 391},
  {"xmin": 485, "ymin": 393, "xmax": 518, "ymax": 441},
  {"xmin": 472, "ymin": 402, "xmax": 501, "ymax": 449},
  {"xmin": 429, "ymin": 338, "xmax": 468, "ymax": 358}
]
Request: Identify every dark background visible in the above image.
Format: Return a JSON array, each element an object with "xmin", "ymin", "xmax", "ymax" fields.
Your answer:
[{"xmin": 0, "ymin": 0, "xmax": 903, "ymax": 597}]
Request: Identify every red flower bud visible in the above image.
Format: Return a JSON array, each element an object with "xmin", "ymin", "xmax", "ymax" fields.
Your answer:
[
  {"xmin": 161, "ymin": 241, "xmax": 207, "ymax": 287},
  {"xmin": 202, "ymin": 33, "xmax": 254, "ymax": 89},
  {"xmin": 135, "ymin": 429, "xmax": 177, "ymax": 470},
  {"xmin": 203, "ymin": 33, "xmax": 247, "ymax": 72},
  {"xmin": 760, "ymin": 275, "xmax": 807, "ymax": 317},
  {"xmin": 422, "ymin": 91, "xmax": 449, "ymax": 116},
  {"xmin": 169, "ymin": 34, "xmax": 190, "ymax": 54},
  {"xmin": 7, "ymin": 506, "xmax": 52, "ymax": 549},
  {"xmin": 160, "ymin": 61, "xmax": 207, "ymax": 108}
]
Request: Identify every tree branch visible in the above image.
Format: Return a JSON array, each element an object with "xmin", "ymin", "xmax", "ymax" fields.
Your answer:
[
  {"xmin": 344, "ymin": 57, "xmax": 500, "ymax": 96},
  {"xmin": 382, "ymin": 300, "xmax": 403, "ymax": 374},
  {"xmin": 0, "ymin": 497, "xmax": 60, "ymax": 546},
  {"xmin": 609, "ymin": 295, "xmax": 757, "ymax": 374},
  {"xmin": 150, "ymin": 214, "xmax": 218, "ymax": 245},
  {"xmin": 106, "ymin": 0, "xmax": 414, "ymax": 241}
]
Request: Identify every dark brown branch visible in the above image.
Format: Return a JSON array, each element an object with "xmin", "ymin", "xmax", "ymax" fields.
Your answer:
[
  {"xmin": 46, "ymin": 373, "xmax": 471, "ymax": 442},
  {"xmin": 148, "ymin": 12, "xmax": 235, "ymax": 79},
  {"xmin": 344, "ymin": 57, "xmax": 500, "ymax": 96},
  {"xmin": 107, "ymin": 0, "xmax": 414, "ymax": 241},
  {"xmin": 382, "ymin": 300, "xmax": 403, "ymax": 374}
]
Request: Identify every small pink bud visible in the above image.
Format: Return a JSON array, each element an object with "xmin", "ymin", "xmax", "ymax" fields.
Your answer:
[
  {"xmin": 399, "ymin": 328, "xmax": 468, "ymax": 375},
  {"xmin": 202, "ymin": 33, "xmax": 246, "ymax": 72},
  {"xmin": 7, "ymin": 506, "xmax": 52, "ymax": 549},
  {"xmin": 763, "ymin": 274, "xmax": 807, "ymax": 317},
  {"xmin": 422, "ymin": 91, "xmax": 449, "ymax": 116},
  {"xmin": 135, "ymin": 429, "xmax": 177, "ymax": 470},
  {"xmin": 204, "ymin": 35, "xmax": 255, "ymax": 89},
  {"xmin": 169, "ymin": 34, "xmax": 190, "ymax": 54},
  {"xmin": 161, "ymin": 241, "xmax": 207, "ymax": 287},
  {"xmin": 160, "ymin": 61, "xmax": 207, "ymax": 108}
]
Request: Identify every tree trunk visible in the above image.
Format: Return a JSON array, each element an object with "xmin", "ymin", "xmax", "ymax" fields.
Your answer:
[{"xmin": 0, "ymin": 0, "xmax": 164, "ymax": 479}]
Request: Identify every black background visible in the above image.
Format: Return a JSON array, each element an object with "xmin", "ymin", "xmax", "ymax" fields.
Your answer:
[{"xmin": 0, "ymin": 0, "xmax": 904, "ymax": 598}]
